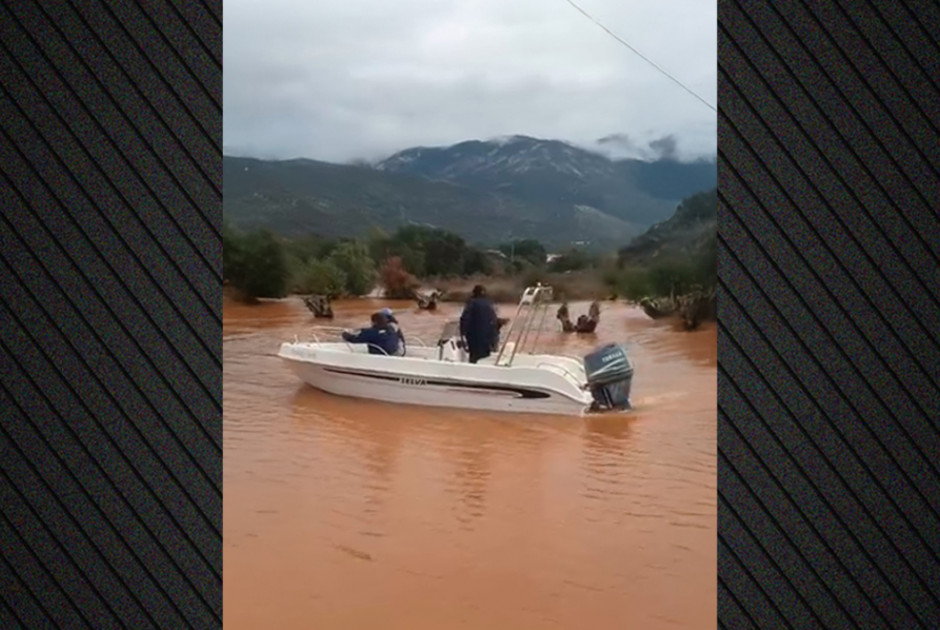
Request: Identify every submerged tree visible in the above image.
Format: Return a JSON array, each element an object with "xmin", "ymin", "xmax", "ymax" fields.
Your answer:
[{"xmin": 224, "ymin": 224, "xmax": 289, "ymax": 300}]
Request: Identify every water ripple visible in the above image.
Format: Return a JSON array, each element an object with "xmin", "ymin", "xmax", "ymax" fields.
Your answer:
[{"xmin": 224, "ymin": 297, "xmax": 716, "ymax": 629}]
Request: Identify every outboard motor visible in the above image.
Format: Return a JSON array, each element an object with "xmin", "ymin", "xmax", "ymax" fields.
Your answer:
[{"xmin": 582, "ymin": 343, "xmax": 634, "ymax": 411}]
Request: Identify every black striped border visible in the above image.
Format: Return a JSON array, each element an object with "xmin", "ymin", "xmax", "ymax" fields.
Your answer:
[
  {"xmin": 0, "ymin": 1, "xmax": 221, "ymax": 628},
  {"xmin": 719, "ymin": 0, "xmax": 940, "ymax": 627},
  {"xmin": 1, "ymin": 0, "xmax": 938, "ymax": 627}
]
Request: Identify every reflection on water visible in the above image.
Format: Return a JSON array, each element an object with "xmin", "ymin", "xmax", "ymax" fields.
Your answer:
[{"xmin": 224, "ymin": 296, "xmax": 716, "ymax": 629}]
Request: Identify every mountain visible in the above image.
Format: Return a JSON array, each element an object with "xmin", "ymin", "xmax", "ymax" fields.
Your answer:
[
  {"xmin": 377, "ymin": 135, "xmax": 715, "ymax": 226},
  {"xmin": 223, "ymin": 135, "xmax": 717, "ymax": 249},
  {"xmin": 223, "ymin": 155, "xmax": 639, "ymax": 248},
  {"xmin": 617, "ymin": 188, "xmax": 717, "ymax": 265}
]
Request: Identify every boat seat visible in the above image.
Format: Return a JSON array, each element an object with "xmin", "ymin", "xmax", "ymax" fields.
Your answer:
[
  {"xmin": 436, "ymin": 320, "xmax": 465, "ymax": 362},
  {"xmin": 438, "ymin": 338, "xmax": 465, "ymax": 362}
]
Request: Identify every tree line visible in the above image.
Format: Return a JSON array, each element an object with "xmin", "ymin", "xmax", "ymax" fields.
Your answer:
[
  {"xmin": 223, "ymin": 187, "xmax": 717, "ymax": 304},
  {"xmin": 605, "ymin": 187, "xmax": 717, "ymax": 301},
  {"xmin": 603, "ymin": 230, "xmax": 716, "ymax": 302},
  {"xmin": 223, "ymin": 222, "xmax": 606, "ymax": 301}
]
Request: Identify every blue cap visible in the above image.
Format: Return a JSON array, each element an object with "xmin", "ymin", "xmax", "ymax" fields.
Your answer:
[{"xmin": 380, "ymin": 307, "xmax": 393, "ymax": 316}]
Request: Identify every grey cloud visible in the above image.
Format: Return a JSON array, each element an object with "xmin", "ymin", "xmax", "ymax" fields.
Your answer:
[
  {"xmin": 224, "ymin": 0, "xmax": 716, "ymax": 163},
  {"xmin": 648, "ymin": 135, "xmax": 679, "ymax": 160}
]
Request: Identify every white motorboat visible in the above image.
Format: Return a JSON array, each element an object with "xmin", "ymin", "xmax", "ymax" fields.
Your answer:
[{"xmin": 278, "ymin": 285, "xmax": 635, "ymax": 416}]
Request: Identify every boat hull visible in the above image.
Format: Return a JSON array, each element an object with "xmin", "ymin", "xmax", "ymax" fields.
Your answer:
[{"xmin": 279, "ymin": 343, "xmax": 596, "ymax": 416}]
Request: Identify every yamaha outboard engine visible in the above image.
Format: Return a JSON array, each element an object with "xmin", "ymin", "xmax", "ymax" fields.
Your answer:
[{"xmin": 582, "ymin": 343, "xmax": 634, "ymax": 411}]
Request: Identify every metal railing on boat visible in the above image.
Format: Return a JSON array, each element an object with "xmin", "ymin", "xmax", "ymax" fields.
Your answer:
[
  {"xmin": 494, "ymin": 284, "xmax": 556, "ymax": 367},
  {"xmin": 293, "ymin": 326, "xmax": 392, "ymax": 356},
  {"xmin": 302, "ymin": 325, "xmax": 428, "ymax": 348}
]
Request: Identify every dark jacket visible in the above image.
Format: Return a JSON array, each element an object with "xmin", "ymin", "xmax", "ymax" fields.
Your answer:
[
  {"xmin": 387, "ymin": 320, "xmax": 406, "ymax": 356},
  {"xmin": 342, "ymin": 325, "xmax": 400, "ymax": 356},
  {"xmin": 460, "ymin": 296, "xmax": 499, "ymax": 352}
]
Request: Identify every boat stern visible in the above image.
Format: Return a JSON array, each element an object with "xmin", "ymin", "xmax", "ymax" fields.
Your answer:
[{"xmin": 582, "ymin": 343, "xmax": 635, "ymax": 412}]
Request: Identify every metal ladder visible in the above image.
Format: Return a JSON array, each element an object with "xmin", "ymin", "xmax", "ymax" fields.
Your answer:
[{"xmin": 494, "ymin": 284, "xmax": 554, "ymax": 367}]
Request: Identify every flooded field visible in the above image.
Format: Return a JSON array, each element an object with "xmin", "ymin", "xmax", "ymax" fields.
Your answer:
[{"xmin": 224, "ymin": 297, "xmax": 716, "ymax": 629}]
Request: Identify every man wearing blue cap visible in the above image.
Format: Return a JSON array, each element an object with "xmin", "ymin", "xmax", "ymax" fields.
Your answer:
[
  {"xmin": 379, "ymin": 307, "xmax": 406, "ymax": 356},
  {"xmin": 341, "ymin": 311, "xmax": 401, "ymax": 356}
]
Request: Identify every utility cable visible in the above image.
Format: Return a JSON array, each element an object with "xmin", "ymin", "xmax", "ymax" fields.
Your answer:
[{"xmin": 562, "ymin": 0, "xmax": 718, "ymax": 113}]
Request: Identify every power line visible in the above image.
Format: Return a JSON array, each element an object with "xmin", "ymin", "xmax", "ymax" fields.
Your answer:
[{"xmin": 562, "ymin": 0, "xmax": 717, "ymax": 114}]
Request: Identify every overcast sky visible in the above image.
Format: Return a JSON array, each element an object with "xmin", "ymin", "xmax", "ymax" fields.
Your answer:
[{"xmin": 224, "ymin": 0, "xmax": 716, "ymax": 164}]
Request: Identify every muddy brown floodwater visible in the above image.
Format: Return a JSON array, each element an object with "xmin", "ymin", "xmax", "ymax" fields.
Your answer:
[{"xmin": 224, "ymin": 297, "xmax": 716, "ymax": 629}]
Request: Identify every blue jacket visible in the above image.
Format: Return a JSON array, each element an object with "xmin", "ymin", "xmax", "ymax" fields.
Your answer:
[
  {"xmin": 342, "ymin": 325, "xmax": 400, "ymax": 356},
  {"xmin": 387, "ymin": 321, "xmax": 406, "ymax": 356},
  {"xmin": 460, "ymin": 297, "xmax": 498, "ymax": 352}
]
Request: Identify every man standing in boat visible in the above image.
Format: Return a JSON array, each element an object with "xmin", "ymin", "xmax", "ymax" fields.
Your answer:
[{"xmin": 459, "ymin": 284, "xmax": 499, "ymax": 364}]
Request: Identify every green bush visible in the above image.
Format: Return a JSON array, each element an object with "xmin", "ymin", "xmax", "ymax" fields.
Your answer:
[
  {"xmin": 462, "ymin": 248, "xmax": 493, "ymax": 276},
  {"xmin": 615, "ymin": 268, "xmax": 652, "ymax": 301},
  {"xmin": 694, "ymin": 231, "xmax": 717, "ymax": 286},
  {"xmin": 283, "ymin": 235, "xmax": 331, "ymax": 264},
  {"xmin": 327, "ymin": 241, "xmax": 376, "ymax": 296},
  {"xmin": 420, "ymin": 230, "xmax": 466, "ymax": 276},
  {"xmin": 600, "ymin": 267, "xmax": 621, "ymax": 290},
  {"xmin": 366, "ymin": 224, "xmax": 499, "ymax": 279},
  {"xmin": 646, "ymin": 258, "xmax": 698, "ymax": 296},
  {"xmin": 223, "ymin": 223, "xmax": 555, "ymax": 302},
  {"xmin": 499, "ymin": 239, "xmax": 546, "ymax": 267},
  {"xmin": 608, "ymin": 247, "xmax": 714, "ymax": 302},
  {"xmin": 223, "ymin": 224, "xmax": 289, "ymax": 299},
  {"xmin": 292, "ymin": 259, "xmax": 347, "ymax": 297}
]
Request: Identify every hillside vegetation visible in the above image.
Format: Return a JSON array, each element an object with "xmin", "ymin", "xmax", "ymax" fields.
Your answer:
[
  {"xmin": 223, "ymin": 135, "xmax": 716, "ymax": 251},
  {"xmin": 223, "ymin": 187, "xmax": 718, "ymax": 316},
  {"xmin": 608, "ymin": 188, "xmax": 717, "ymax": 302}
]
